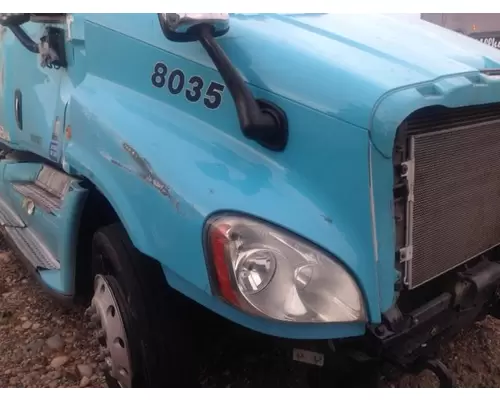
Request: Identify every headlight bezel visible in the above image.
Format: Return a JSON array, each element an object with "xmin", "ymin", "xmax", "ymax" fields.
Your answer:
[{"xmin": 203, "ymin": 212, "xmax": 367, "ymax": 324}]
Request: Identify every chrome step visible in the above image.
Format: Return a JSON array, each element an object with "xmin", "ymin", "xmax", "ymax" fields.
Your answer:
[
  {"xmin": 0, "ymin": 195, "xmax": 25, "ymax": 227},
  {"xmin": 12, "ymin": 183, "xmax": 61, "ymax": 212},
  {"xmin": 11, "ymin": 165, "xmax": 75, "ymax": 213},
  {"xmin": 36, "ymin": 165, "xmax": 74, "ymax": 199},
  {"xmin": 5, "ymin": 226, "xmax": 59, "ymax": 270}
]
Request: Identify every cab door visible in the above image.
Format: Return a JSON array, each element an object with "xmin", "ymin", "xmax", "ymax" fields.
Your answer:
[{"xmin": 1, "ymin": 19, "xmax": 66, "ymax": 161}]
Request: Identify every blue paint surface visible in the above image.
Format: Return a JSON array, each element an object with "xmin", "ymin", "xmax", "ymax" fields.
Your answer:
[{"xmin": 1, "ymin": 14, "xmax": 500, "ymax": 339}]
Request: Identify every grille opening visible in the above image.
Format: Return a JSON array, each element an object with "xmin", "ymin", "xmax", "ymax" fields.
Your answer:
[{"xmin": 393, "ymin": 102, "xmax": 500, "ymax": 290}]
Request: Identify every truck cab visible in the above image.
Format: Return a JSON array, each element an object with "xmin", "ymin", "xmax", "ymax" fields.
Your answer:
[{"xmin": 1, "ymin": 13, "xmax": 500, "ymax": 387}]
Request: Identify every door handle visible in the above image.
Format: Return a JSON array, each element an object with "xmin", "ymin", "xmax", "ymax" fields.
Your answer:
[{"xmin": 14, "ymin": 89, "xmax": 22, "ymax": 130}]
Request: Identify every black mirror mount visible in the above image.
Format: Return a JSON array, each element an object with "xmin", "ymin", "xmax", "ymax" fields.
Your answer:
[
  {"xmin": 158, "ymin": 13, "xmax": 288, "ymax": 152},
  {"xmin": 0, "ymin": 13, "xmax": 31, "ymax": 27}
]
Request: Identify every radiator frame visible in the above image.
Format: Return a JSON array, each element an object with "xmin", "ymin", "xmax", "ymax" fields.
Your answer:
[{"xmin": 394, "ymin": 103, "xmax": 500, "ymax": 290}]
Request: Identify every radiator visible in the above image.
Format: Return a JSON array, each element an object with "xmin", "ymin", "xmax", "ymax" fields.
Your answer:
[{"xmin": 401, "ymin": 103, "xmax": 500, "ymax": 289}]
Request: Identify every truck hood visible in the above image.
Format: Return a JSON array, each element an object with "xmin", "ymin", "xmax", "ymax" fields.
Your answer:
[
  {"xmin": 223, "ymin": 13, "xmax": 500, "ymax": 130},
  {"xmin": 86, "ymin": 13, "xmax": 500, "ymax": 152}
]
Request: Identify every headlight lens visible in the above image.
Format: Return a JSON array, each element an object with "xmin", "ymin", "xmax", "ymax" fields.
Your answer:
[{"xmin": 205, "ymin": 215, "xmax": 366, "ymax": 323}]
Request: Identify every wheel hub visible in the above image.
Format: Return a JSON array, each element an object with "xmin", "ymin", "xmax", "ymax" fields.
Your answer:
[{"xmin": 86, "ymin": 274, "xmax": 133, "ymax": 388}]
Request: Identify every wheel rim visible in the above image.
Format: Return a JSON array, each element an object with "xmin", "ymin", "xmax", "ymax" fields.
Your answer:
[{"xmin": 86, "ymin": 274, "xmax": 133, "ymax": 388}]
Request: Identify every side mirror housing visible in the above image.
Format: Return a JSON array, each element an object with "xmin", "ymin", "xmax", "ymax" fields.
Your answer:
[{"xmin": 158, "ymin": 13, "xmax": 230, "ymax": 42}]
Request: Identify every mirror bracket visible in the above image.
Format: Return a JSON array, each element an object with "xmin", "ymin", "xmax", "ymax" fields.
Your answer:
[
  {"xmin": 158, "ymin": 14, "xmax": 288, "ymax": 152},
  {"xmin": 0, "ymin": 15, "xmax": 67, "ymax": 68},
  {"xmin": 158, "ymin": 13, "xmax": 229, "ymax": 43}
]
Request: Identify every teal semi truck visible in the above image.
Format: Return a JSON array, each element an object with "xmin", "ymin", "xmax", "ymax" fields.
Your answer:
[{"xmin": 2, "ymin": 13, "xmax": 500, "ymax": 388}]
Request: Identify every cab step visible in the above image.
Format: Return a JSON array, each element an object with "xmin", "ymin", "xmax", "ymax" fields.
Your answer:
[
  {"xmin": 12, "ymin": 182, "xmax": 62, "ymax": 213},
  {"xmin": 12, "ymin": 164, "xmax": 72, "ymax": 213},
  {"xmin": 4, "ymin": 225, "xmax": 59, "ymax": 270},
  {"xmin": 0, "ymin": 159, "xmax": 88, "ymax": 295}
]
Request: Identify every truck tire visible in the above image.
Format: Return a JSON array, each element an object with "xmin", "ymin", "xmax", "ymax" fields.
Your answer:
[{"xmin": 88, "ymin": 222, "xmax": 200, "ymax": 388}]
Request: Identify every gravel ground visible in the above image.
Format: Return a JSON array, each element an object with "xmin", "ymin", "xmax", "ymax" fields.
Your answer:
[
  {"xmin": 388, "ymin": 316, "xmax": 500, "ymax": 388},
  {"xmin": 1, "ymin": 233, "xmax": 500, "ymax": 388},
  {"xmin": 0, "ymin": 240, "xmax": 106, "ymax": 388}
]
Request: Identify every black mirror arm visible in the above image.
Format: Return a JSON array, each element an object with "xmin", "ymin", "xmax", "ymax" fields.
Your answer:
[
  {"xmin": 195, "ymin": 24, "xmax": 288, "ymax": 151},
  {"xmin": 9, "ymin": 25, "xmax": 39, "ymax": 54},
  {"xmin": 0, "ymin": 14, "xmax": 38, "ymax": 54}
]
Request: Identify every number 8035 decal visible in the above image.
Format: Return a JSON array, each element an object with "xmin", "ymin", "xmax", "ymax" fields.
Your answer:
[{"xmin": 151, "ymin": 62, "xmax": 226, "ymax": 110}]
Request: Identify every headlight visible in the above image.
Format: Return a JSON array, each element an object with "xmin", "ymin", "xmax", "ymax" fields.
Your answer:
[{"xmin": 205, "ymin": 214, "xmax": 366, "ymax": 323}]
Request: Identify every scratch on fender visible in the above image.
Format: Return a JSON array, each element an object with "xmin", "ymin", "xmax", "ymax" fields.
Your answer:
[
  {"xmin": 101, "ymin": 151, "xmax": 135, "ymax": 174},
  {"xmin": 321, "ymin": 214, "xmax": 332, "ymax": 224},
  {"xmin": 105, "ymin": 143, "xmax": 180, "ymax": 212}
]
